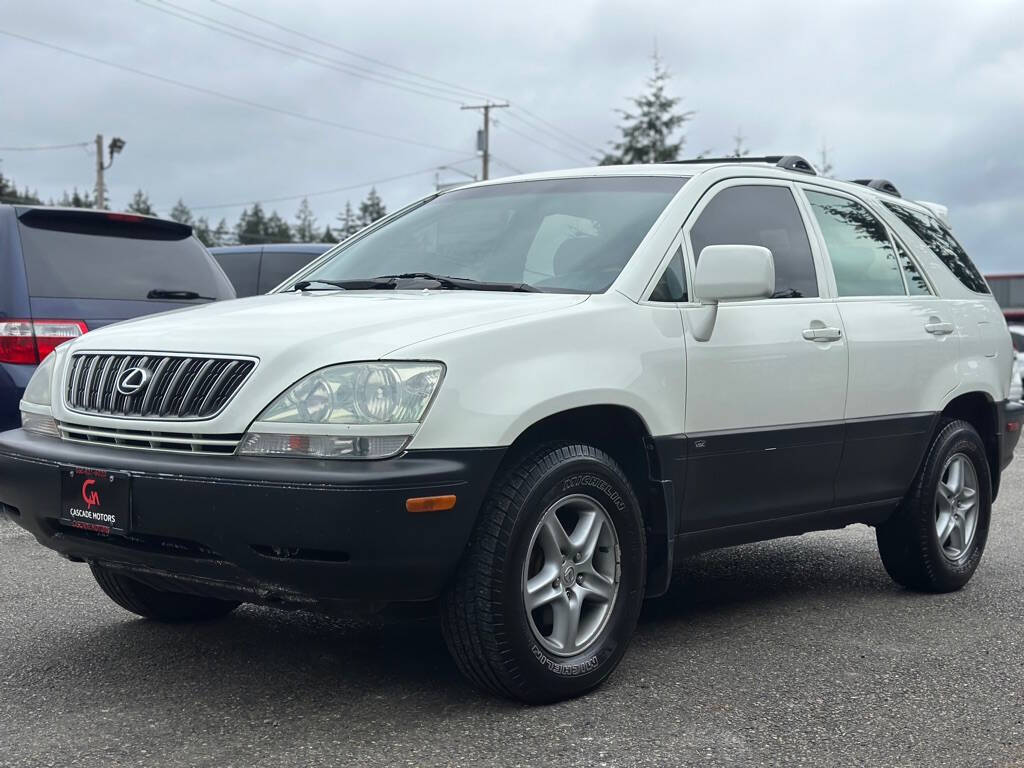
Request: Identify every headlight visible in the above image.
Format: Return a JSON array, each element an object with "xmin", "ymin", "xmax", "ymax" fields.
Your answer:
[
  {"xmin": 20, "ymin": 353, "xmax": 60, "ymax": 437},
  {"xmin": 240, "ymin": 362, "xmax": 444, "ymax": 459}
]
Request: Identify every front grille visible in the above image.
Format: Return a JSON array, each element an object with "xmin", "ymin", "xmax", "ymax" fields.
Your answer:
[
  {"xmin": 58, "ymin": 421, "xmax": 242, "ymax": 455},
  {"xmin": 65, "ymin": 352, "xmax": 256, "ymax": 420}
]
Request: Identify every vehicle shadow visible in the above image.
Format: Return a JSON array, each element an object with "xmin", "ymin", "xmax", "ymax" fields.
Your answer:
[{"xmin": 16, "ymin": 528, "xmax": 907, "ymax": 715}]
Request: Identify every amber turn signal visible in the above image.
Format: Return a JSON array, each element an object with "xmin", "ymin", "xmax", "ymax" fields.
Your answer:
[{"xmin": 406, "ymin": 494, "xmax": 457, "ymax": 513}]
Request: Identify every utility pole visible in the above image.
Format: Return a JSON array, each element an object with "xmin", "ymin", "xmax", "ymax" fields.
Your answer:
[
  {"xmin": 460, "ymin": 102, "xmax": 508, "ymax": 180},
  {"xmin": 94, "ymin": 133, "xmax": 126, "ymax": 209}
]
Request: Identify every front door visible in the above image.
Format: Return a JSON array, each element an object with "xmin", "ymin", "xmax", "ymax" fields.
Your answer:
[{"xmin": 680, "ymin": 181, "xmax": 849, "ymax": 531}]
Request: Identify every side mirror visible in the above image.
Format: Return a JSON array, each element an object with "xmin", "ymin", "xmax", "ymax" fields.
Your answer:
[
  {"xmin": 693, "ymin": 244, "xmax": 775, "ymax": 302},
  {"xmin": 687, "ymin": 245, "xmax": 775, "ymax": 342}
]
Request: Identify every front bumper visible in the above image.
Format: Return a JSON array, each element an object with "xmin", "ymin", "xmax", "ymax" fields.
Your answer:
[{"xmin": 0, "ymin": 429, "xmax": 503, "ymax": 606}]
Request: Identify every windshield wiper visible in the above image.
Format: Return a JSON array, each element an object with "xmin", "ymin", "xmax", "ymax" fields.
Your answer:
[
  {"xmin": 291, "ymin": 274, "xmax": 539, "ymax": 293},
  {"xmin": 378, "ymin": 273, "xmax": 539, "ymax": 293},
  {"xmin": 291, "ymin": 278, "xmax": 395, "ymax": 291},
  {"xmin": 146, "ymin": 289, "xmax": 216, "ymax": 301}
]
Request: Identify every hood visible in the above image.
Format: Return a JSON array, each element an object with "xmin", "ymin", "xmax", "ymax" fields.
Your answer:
[{"xmin": 67, "ymin": 290, "xmax": 588, "ymax": 366}]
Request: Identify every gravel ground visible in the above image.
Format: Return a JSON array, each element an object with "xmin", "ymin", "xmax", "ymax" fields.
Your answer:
[{"xmin": 2, "ymin": 463, "xmax": 1023, "ymax": 767}]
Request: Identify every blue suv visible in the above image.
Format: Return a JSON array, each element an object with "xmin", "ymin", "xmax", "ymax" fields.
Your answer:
[{"xmin": 0, "ymin": 205, "xmax": 235, "ymax": 431}]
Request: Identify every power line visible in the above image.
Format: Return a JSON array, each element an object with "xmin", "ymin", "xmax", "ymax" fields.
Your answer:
[
  {"xmin": 514, "ymin": 105, "xmax": 607, "ymax": 156},
  {"xmin": 0, "ymin": 29, "xmax": 468, "ymax": 155},
  {"xmin": 207, "ymin": 0, "xmax": 501, "ymax": 103},
  {"xmin": 489, "ymin": 156, "xmax": 525, "ymax": 175},
  {"xmin": 502, "ymin": 110, "xmax": 602, "ymax": 160},
  {"xmin": 185, "ymin": 158, "xmax": 478, "ymax": 211},
  {"xmin": 0, "ymin": 141, "xmax": 90, "ymax": 152},
  {"xmin": 137, "ymin": 0, "xmax": 466, "ymax": 106},
  {"xmin": 494, "ymin": 120, "xmax": 591, "ymax": 166}
]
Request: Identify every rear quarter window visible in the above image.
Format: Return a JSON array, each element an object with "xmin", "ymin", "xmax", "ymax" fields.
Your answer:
[{"xmin": 883, "ymin": 202, "xmax": 989, "ymax": 294}]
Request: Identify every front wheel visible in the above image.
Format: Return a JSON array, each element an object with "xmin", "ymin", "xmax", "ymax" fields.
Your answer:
[
  {"xmin": 876, "ymin": 419, "xmax": 992, "ymax": 592},
  {"xmin": 441, "ymin": 443, "xmax": 646, "ymax": 703}
]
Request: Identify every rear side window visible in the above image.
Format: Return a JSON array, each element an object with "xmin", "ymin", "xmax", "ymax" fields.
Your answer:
[
  {"xmin": 259, "ymin": 250, "xmax": 324, "ymax": 294},
  {"xmin": 806, "ymin": 190, "xmax": 905, "ymax": 297},
  {"xmin": 689, "ymin": 185, "xmax": 817, "ymax": 299},
  {"xmin": 17, "ymin": 212, "xmax": 234, "ymax": 301},
  {"xmin": 883, "ymin": 202, "xmax": 989, "ymax": 294},
  {"xmin": 214, "ymin": 250, "xmax": 260, "ymax": 297}
]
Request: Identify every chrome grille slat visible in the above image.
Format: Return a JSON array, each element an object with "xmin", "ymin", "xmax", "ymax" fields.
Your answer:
[
  {"xmin": 58, "ymin": 421, "xmax": 242, "ymax": 455},
  {"xmin": 140, "ymin": 357, "xmax": 171, "ymax": 415},
  {"xmin": 64, "ymin": 352, "xmax": 255, "ymax": 421},
  {"xmin": 93, "ymin": 356, "xmax": 115, "ymax": 411}
]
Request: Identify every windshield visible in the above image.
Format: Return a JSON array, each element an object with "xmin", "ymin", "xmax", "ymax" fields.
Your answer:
[{"xmin": 294, "ymin": 176, "xmax": 688, "ymax": 293}]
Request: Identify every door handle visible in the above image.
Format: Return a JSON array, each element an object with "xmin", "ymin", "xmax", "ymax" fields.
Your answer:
[
  {"xmin": 925, "ymin": 321, "xmax": 954, "ymax": 335},
  {"xmin": 802, "ymin": 327, "xmax": 842, "ymax": 342}
]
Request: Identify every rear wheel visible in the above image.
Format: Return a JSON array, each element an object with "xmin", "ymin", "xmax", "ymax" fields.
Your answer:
[
  {"xmin": 876, "ymin": 419, "xmax": 992, "ymax": 592},
  {"xmin": 90, "ymin": 563, "xmax": 239, "ymax": 622},
  {"xmin": 441, "ymin": 443, "xmax": 646, "ymax": 703}
]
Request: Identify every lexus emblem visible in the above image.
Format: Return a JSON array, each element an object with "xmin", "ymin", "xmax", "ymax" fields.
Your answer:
[{"xmin": 116, "ymin": 366, "xmax": 152, "ymax": 396}]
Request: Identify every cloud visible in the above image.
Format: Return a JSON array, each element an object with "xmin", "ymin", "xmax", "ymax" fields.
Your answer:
[{"xmin": 1, "ymin": 0, "xmax": 1021, "ymax": 268}]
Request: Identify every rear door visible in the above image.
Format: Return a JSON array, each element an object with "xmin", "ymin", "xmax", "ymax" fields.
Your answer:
[
  {"xmin": 679, "ymin": 180, "xmax": 849, "ymax": 530},
  {"xmin": 15, "ymin": 209, "xmax": 235, "ymax": 330},
  {"xmin": 798, "ymin": 186, "xmax": 957, "ymax": 506}
]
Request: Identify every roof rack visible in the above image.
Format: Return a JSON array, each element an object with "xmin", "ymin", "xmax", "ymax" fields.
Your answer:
[
  {"xmin": 670, "ymin": 155, "xmax": 817, "ymax": 175},
  {"xmin": 851, "ymin": 179, "xmax": 902, "ymax": 198}
]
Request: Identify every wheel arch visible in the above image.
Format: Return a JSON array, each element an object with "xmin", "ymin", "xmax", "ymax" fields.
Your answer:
[
  {"xmin": 498, "ymin": 403, "xmax": 677, "ymax": 599},
  {"xmin": 940, "ymin": 391, "xmax": 1001, "ymax": 498}
]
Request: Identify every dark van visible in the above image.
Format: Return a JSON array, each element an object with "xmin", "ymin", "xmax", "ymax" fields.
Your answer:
[
  {"xmin": 211, "ymin": 243, "xmax": 332, "ymax": 297},
  {"xmin": 0, "ymin": 205, "xmax": 235, "ymax": 431}
]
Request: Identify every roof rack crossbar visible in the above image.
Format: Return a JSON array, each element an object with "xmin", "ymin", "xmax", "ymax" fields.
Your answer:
[{"xmin": 669, "ymin": 154, "xmax": 817, "ymax": 175}]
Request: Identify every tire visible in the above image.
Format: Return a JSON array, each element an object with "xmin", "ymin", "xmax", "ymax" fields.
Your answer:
[
  {"xmin": 90, "ymin": 563, "xmax": 239, "ymax": 622},
  {"xmin": 441, "ymin": 443, "xmax": 646, "ymax": 703},
  {"xmin": 876, "ymin": 419, "xmax": 992, "ymax": 592}
]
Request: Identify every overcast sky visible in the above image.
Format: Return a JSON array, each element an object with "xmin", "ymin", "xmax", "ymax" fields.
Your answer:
[{"xmin": 1, "ymin": 0, "xmax": 1022, "ymax": 269}]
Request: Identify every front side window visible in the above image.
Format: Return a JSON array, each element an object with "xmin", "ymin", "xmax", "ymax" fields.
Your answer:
[
  {"xmin": 806, "ymin": 190, "xmax": 905, "ymax": 297},
  {"xmin": 649, "ymin": 248, "xmax": 687, "ymax": 302},
  {"xmin": 689, "ymin": 185, "xmax": 817, "ymax": 299},
  {"xmin": 298, "ymin": 176, "xmax": 688, "ymax": 294},
  {"xmin": 883, "ymin": 202, "xmax": 989, "ymax": 294}
]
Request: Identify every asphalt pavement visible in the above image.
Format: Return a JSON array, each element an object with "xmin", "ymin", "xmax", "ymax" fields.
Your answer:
[{"xmin": 2, "ymin": 463, "xmax": 1024, "ymax": 767}]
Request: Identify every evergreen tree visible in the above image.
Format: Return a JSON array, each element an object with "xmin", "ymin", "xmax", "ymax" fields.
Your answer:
[
  {"xmin": 321, "ymin": 225, "xmax": 338, "ymax": 244},
  {"xmin": 0, "ymin": 171, "xmax": 42, "ymax": 204},
  {"xmin": 265, "ymin": 210, "xmax": 292, "ymax": 243},
  {"xmin": 126, "ymin": 189, "xmax": 156, "ymax": 216},
  {"xmin": 730, "ymin": 128, "xmax": 750, "ymax": 158},
  {"xmin": 169, "ymin": 198, "xmax": 194, "ymax": 225},
  {"xmin": 294, "ymin": 198, "xmax": 317, "ymax": 243},
  {"xmin": 818, "ymin": 141, "xmax": 835, "ymax": 178},
  {"xmin": 57, "ymin": 188, "xmax": 96, "ymax": 208},
  {"xmin": 236, "ymin": 203, "xmax": 268, "ymax": 244},
  {"xmin": 358, "ymin": 187, "xmax": 386, "ymax": 227},
  {"xmin": 212, "ymin": 218, "xmax": 231, "ymax": 247},
  {"xmin": 337, "ymin": 200, "xmax": 360, "ymax": 239},
  {"xmin": 194, "ymin": 216, "xmax": 214, "ymax": 247},
  {"xmin": 601, "ymin": 53, "xmax": 694, "ymax": 165}
]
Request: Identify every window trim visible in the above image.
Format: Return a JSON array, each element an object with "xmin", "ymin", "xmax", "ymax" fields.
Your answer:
[
  {"xmin": 665, "ymin": 178, "xmax": 830, "ymax": 305},
  {"xmin": 640, "ymin": 234, "xmax": 690, "ymax": 305}
]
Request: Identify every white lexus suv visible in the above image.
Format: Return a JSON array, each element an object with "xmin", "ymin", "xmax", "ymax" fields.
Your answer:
[{"xmin": 2, "ymin": 156, "xmax": 1020, "ymax": 703}]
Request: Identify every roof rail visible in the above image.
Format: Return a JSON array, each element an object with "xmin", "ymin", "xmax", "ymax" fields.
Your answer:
[
  {"xmin": 669, "ymin": 155, "xmax": 817, "ymax": 175},
  {"xmin": 851, "ymin": 178, "xmax": 902, "ymax": 198}
]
